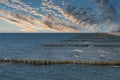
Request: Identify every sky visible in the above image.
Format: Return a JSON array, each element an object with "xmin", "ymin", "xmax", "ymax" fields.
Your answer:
[{"xmin": 0, "ymin": 0, "xmax": 120, "ymax": 33}]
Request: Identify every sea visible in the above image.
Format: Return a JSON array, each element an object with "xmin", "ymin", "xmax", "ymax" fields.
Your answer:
[{"xmin": 0, "ymin": 33, "xmax": 120, "ymax": 80}]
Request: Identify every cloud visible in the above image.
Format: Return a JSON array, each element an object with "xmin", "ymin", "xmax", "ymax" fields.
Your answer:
[
  {"xmin": 0, "ymin": 9, "xmax": 79, "ymax": 32},
  {"xmin": 0, "ymin": 0, "xmax": 119, "ymax": 32},
  {"xmin": 0, "ymin": 0, "xmax": 39, "ymax": 16},
  {"xmin": 40, "ymin": 0, "xmax": 99, "ymax": 32},
  {"xmin": 0, "ymin": 0, "xmax": 95, "ymax": 32}
]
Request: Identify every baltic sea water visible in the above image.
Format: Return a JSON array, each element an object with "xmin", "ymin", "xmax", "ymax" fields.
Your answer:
[{"xmin": 0, "ymin": 33, "xmax": 120, "ymax": 80}]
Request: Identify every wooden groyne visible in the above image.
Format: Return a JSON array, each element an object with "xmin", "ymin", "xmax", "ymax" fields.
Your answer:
[
  {"xmin": 0, "ymin": 59, "xmax": 120, "ymax": 66},
  {"xmin": 43, "ymin": 44, "xmax": 120, "ymax": 47},
  {"xmin": 61, "ymin": 39, "xmax": 120, "ymax": 42}
]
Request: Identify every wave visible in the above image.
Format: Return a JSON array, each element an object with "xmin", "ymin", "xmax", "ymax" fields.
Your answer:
[{"xmin": 71, "ymin": 49, "xmax": 83, "ymax": 53}]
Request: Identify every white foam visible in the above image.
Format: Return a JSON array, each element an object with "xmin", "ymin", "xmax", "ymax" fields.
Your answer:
[
  {"xmin": 72, "ymin": 55, "xmax": 79, "ymax": 58},
  {"xmin": 71, "ymin": 49, "xmax": 83, "ymax": 53},
  {"xmin": 84, "ymin": 42, "xmax": 94, "ymax": 44},
  {"xmin": 88, "ymin": 45, "xmax": 94, "ymax": 48},
  {"xmin": 97, "ymin": 50, "xmax": 109, "ymax": 54},
  {"xmin": 99, "ymin": 54, "xmax": 106, "ymax": 59},
  {"xmin": 84, "ymin": 42, "xmax": 94, "ymax": 48}
]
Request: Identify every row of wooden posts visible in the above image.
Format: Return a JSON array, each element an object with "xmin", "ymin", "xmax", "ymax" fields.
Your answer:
[
  {"xmin": 61, "ymin": 40, "xmax": 120, "ymax": 42},
  {"xmin": 43, "ymin": 44, "xmax": 120, "ymax": 47},
  {"xmin": 0, "ymin": 59, "xmax": 120, "ymax": 66}
]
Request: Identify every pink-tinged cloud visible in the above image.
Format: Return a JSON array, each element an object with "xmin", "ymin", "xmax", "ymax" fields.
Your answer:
[
  {"xmin": 0, "ymin": 9, "xmax": 79, "ymax": 32},
  {"xmin": 0, "ymin": 0, "xmax": 118, "ymax": 32}
]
